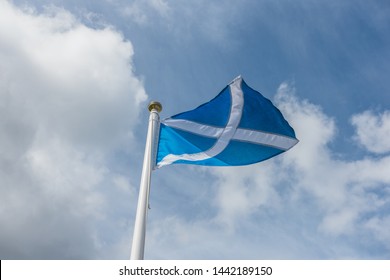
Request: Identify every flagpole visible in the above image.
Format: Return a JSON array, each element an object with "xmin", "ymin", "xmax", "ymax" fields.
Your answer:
[{"xmin": 130, "ymin": 101, "xmax": 162, "ymax": 260}]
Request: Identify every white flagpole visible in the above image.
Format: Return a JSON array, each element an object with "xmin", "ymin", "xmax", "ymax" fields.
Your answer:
[{"xmin": 130, "ymin": 101, "xmax": 162, "ymax": 260}]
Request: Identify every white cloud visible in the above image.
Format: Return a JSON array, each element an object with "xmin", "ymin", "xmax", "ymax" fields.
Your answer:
[
  {"xmin": 274, "ymin": 84, "xmax": 390, "ymax": 239},
  {"xmin": 119, "ymin": 0, "xmax": 171, "ymax": 25},
  {"xmin": 212, "ymin": 163, "xmax": 280, "ymax": 231},
  {"xmin": 364, "ymin": 216, "xmax": 390, "ymax": 250},
  {"xmin": 351, "ymin": 110, "xmax": 390, "ymax": 154},
  {"xmin": 148, "ymin": 0, "xmax": 171, "ymax": 17},
  {"xmin": 0, "ymin": 0, "xmax": 145, "ymax": 259}
]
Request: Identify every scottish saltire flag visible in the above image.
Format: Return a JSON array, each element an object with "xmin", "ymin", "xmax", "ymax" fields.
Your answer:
[{"xmin": 156, "ymin": 76, "xmax": 298, "ymax": 168}]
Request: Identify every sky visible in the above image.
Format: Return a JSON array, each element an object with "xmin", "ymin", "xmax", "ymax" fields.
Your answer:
[{"xmin": 1, "ymin": 0, "xmax": 390, "ymax": 259}]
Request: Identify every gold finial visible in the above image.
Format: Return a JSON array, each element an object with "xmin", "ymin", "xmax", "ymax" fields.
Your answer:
[{"xmin": 148, "ymin": 101, "xmax": 162, "ymax": 113}]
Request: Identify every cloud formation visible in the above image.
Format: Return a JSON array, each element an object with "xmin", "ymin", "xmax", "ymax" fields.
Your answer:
[
  {"xmin": 351, "ymin": 110, "xmax": 390, "ymax": 154},
  {"xmin": 0, "ymin": 1, "xmax": 146, "ymax": 259},
  {"xmin": 274, "ymin": 84, "xmax": 390, "ymax": 237},
  {"xmin": 115, "ymin": 0, "xmax": 171, "ymax": 25}
]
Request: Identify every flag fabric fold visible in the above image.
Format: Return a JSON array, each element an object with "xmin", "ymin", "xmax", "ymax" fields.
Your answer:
[{"xmin": 156, "ymin": 76, "xmax": 298, "ymax": 168}]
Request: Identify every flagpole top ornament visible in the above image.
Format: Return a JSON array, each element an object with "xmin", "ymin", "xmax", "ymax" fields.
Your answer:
[{"xmin": 148, "ymin": 101, "xmax": 162, "ymax": 113}]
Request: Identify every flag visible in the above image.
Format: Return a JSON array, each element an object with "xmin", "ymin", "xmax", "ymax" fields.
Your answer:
[{"xmin": 156, "ymin": 76, "xmax": 298, "ymax": 168}]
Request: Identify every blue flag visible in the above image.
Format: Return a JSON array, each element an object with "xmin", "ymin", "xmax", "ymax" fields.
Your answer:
[{"xmin": 156, "ymin": 76, "xmax": 298, "ymax": 168}]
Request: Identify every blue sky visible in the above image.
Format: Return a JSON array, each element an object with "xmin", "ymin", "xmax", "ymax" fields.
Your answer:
[{"xmin": 1, "ymin": 0, "xmax": 390, "ymax": 259}]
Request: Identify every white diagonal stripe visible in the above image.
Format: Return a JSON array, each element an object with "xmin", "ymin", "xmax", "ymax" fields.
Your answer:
[
  {"xmin": 162, "ymin": 118, "xmax": 224, "ymax": 138},
  {"xmin": 162, "ymin": 119, "xmax": 298, "ymax": 150},
  {"xmin": 233, "ymin": 128, "xmax": 298, "ymax": 150}
]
